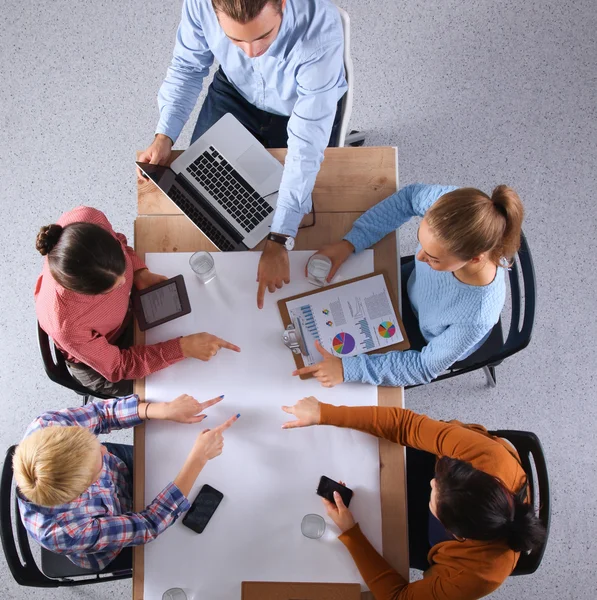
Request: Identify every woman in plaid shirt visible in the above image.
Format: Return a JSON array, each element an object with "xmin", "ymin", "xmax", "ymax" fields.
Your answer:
[{"xmin": 13, "ymin": 394, "xmax": 238, "ymax": 570}]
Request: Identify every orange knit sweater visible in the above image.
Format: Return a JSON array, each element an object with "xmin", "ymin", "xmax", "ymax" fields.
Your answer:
[{"xmin": 319, "ymin": 403, "xmax": 527, "ymax": 600}]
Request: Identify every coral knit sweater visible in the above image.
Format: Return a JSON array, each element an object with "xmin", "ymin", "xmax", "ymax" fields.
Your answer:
[{"xmin": 320, "ymin": 403, "xmax": 527, "ymax": 600}]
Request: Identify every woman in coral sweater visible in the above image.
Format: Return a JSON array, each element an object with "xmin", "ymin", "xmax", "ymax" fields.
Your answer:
[{"xmin": 282, "ymin": 397, "xmax": 546, "ymax": 600}]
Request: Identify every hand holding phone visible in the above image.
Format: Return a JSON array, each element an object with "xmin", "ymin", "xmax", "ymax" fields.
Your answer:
[{"xmin": 316, "ymin": 475, "xmax": 353, "ymax": 508}]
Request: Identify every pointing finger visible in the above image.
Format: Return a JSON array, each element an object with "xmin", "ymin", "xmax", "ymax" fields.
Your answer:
[
  {"xmin": 292, "ymin": 365, "xmax": 320, "ymax": 377},
  {"xmin": 215, "ymin": 413, "xmax": 240, "ymax": 432},
  {"xmin": 200, "ymin": 396, "xmax": 224, "ymax": 411},
  {"xmin": 216, "ymin": 338, "xmax": 241, "ymax": 352}
]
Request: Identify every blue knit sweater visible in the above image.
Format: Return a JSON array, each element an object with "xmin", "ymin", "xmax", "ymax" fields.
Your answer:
[{"xmin": 342, "ymin": 184, "xmax": 506, "ymax": 387}]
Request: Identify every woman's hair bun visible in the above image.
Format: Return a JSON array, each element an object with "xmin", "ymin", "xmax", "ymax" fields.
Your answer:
[{"xmin": 36, "ymin": 224, "xmax": 63, "ymax": 256}]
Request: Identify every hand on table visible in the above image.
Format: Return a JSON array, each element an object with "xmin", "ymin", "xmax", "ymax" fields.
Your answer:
[
  {"xmin": 281, "ymin": 396, "xmax": 322, "ymax": 429},
  {"xmin": 180, "ymin": 333, "xmax": 241, "ymax": 361},
  {"xmin": 322, "ymin": 483, "xmax": 356, "ymax": 533},
  {"xmin": 192, "ymin": 413, "xmax": 239, "ymax": 461},
  {"xmin": 292, "ymin": 340, "xmax": 344, "ymax": 387},
  {"xmin": 137, "ymin": 134, "xmax": 173, "ymax": 183},
  {"xmin": 133, "ymin": 268, "xmax": 168, "ymax": 290},
  {"xmin": 305, "ymin": 240, "xmax": 355, "ymax": 283},
  {"xmin": 257, "ymin": 240, "xmax": 290, "ymax": 309},
  {"xmin": 164, "ymin": 393, "xmax": 224, "ymax": 424}
]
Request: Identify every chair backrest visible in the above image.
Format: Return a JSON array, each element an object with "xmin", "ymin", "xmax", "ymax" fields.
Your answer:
[
  {"xmin": 0, "ymin": 445, "xmax": 59, "ymax": 587},
  {"xmin": 37, "ymin": 323, "xmax": 113, "ymax": 400},
  {"xmin": 489, "ymin": 430, "xmax": 551, "ymax": 576},
  {"xmin": 335, "ymin": 6, "xmax": 354, "ymax": 147}
]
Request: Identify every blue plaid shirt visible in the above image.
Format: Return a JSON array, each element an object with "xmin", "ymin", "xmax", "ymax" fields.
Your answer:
[{"xmin": 17, "ymin": 396, "xmax": 191, "ymax": 571}]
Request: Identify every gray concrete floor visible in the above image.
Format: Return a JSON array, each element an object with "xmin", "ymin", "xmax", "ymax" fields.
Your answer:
[{"xmin": 1, "ymin": 0, "xmax": 595, "ymax": 598}]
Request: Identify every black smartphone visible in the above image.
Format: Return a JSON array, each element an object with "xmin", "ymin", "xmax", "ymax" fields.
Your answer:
[
  {"xmin": 182, "ymin": 484, "xmax": 224, "ymax": 534},
  {"xmin": 316, "ymin": 476, "xmax": 353, "ymax": 508}
]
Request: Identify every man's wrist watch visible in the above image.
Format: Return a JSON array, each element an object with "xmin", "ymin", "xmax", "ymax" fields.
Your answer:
[{"xmin": 267, "ymin": 232, "xmax": 295, "ymax": 251}]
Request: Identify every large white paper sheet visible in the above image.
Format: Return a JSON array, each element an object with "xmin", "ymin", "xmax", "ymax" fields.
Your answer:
[
  {"xmin": 143, "ymin": 251, "xmax": 382, "ymax": 600},
  {"xmin": 286, "ymin": 273, "xmax": 403, "ymax": 366}
]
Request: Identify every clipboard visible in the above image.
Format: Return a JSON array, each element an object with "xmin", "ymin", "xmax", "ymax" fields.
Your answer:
[
  {"xmin": 241, "ymin": 581, "xmax": 361, "ymax": 600},
  {"xmin": 278, "ymin": 271, "xmax": 410, "ymax": 379}
]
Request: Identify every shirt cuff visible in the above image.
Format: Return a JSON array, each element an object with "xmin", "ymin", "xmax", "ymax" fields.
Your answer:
[
  {"xmin": 157, "ymin": 482, "xmax": 192, "ymax": 514},
  {"xmin": 130, "ymin": 253, "xmax": 148, "ymax": 273},
  {"xmin": 162, "ymin": 338, "xmax": 185, "ymax": 363},
  {"xmin": 270, "ymin": 205, "xmax": 303, "ymax": 237},
  {"xmin": 343, "ymin": 230, "xmax": 367, "ymax": 254},
  {"xmin": 341, "ymin": 356, "xmax": 365, "ymax": 383},
  {"xmin": 155, "ymin": 116, "xmax": 186, "ymax": 146},
  {"xmin": 116, "ymin": 395, "xmax": 144, "ymax": 427}
]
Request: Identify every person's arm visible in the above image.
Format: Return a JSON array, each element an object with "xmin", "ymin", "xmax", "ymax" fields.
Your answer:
[
  {"xmin": 320, "ymin": 402, "xmax": 506, "ymax": 463},
  {"xmin": 338, "ymin": 523, "xmax": 496, "ymax": 600},
  {"xmin": 114, "ymin": 231, "xmax": 147, "ymax": 273},
  {"xmin": 270, "ymin": 40, "xmax": 345, "ymax": 236},
  {"xmin": 56, "ymin": 328, "xmax": 185, "ymax": 383},
  {"xmin": 343, "ymin": 184, "xmax": 458, "ymax": 253},
  {"xmin": 156, "ymin": 0, "xmax": 214, "ymax": 143},
  {"xmin": 342, "ymin": 322, "xmax": 488, "ymax": 387},
  {"xmin": 25, "ymin": 396, "xmax": 143, "ymax": 437}
]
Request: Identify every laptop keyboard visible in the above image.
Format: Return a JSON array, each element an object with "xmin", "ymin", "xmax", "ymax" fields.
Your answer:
[
  {"xmin": 168, "ymin": 186, "xmax": 236, "ymax": 252},
  {"xmin": 186, "ymin": 146, "xmax": 274, "ymax": 233}
]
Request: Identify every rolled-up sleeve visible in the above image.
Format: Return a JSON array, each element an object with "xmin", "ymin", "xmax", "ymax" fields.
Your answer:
[
  {"xmin": 271, "ymin": 40, "xmax": 346, "ymax": 236},
  {"xmin": 156, "ymin": 0, "xmax": 214, "ymax": 142}
]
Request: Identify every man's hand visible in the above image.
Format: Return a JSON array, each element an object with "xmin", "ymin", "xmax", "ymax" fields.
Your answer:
[
  {"xmin": 257, "ymin": 240, "xmax": 290, "ymax": 309},
  {"xmin": 322, "ymin": 485, "xmax": 356, "ymax": 533},
  {"xmin": 281, "ymin": 396, "xmax": 321, "ymax": 429},
  {"xmin": 192, "ymin": 414, "xmax": 239, "ymax": 461},
  {"xmin": 133, "ymin": 268, "xmax": 169, "ymax": 291},
  {"xmin": 292, "ymin": 340, "xmax": 344, "ymax": 387},
  {"xmin": 137, "ymin": 134, "xmax": 173, "ymax": 183},
  {"xmin": 305, "ymin": 240, "xmax": 355, "ymax": 283},
  {"xmin": 180, "ymin": 333, "xmax": 241, "ymax": 361}
]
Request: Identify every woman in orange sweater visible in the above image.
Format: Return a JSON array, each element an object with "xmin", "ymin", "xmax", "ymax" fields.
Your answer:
[{"xmin": 281, "ymin": 397, "xmax": 546, "ymax": 599}]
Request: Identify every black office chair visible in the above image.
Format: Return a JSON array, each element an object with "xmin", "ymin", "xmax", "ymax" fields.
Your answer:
[
  {"xmin": 403, "ymin": 230, "xmax": 536, "ymax": 389},
  {"xmin": 488, "ymin": 430, "xmax": 551, "ymax": 575},
  {"xmin": 407, "ymin": 430, "xmax": 550, "ymax": 576},
  {"xmin": 37, "ymin": 323, "xmax": 115, "ymax": 404},
  {"xmin": 0, "ymin": 445, "xmax": 132, "ymax": 587}
]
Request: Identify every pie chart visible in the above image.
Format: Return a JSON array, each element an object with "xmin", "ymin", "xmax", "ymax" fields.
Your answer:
[
  {"xmin": 332, "ymin": 332, "xmax": 356, "ymax": 355},
  {"xmin": 378, "ymin": 321, "xmax": 396, "ymax": 338}
]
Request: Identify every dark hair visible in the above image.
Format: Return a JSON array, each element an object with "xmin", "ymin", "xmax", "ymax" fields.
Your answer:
[
  {"xmin": 212, "ymin": 0, "xmax": 282, "ymax": 23},
  {"xmin": 425, "ymin": 185, "xmax": 524, "ymax": 266},
  {"xmin": 435, "ymin": 457, "xmax": 546, "ymax": 553},
  {"xmin": 36, "ymin": 222, "xmax": 126, "ymax": 295}
]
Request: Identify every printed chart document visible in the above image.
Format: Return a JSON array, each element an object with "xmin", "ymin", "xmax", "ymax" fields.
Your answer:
[{"xmin": 285, "ymin": 274, "xmax": 403, "ymax": 366}]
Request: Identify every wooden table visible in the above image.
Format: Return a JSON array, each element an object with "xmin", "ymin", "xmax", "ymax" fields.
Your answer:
[{"xmin": 133, "ymin": 147, "xmax": 408, "ymax": 599}]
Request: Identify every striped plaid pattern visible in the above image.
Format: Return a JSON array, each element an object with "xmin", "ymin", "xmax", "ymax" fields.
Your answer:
[
  {"xmin": 34, "ymin": 206, "xmax": 184, "ymax": 383},
  {"xmin": 17, "ymin": 397, "xmax": 191, "ymax": 571}
]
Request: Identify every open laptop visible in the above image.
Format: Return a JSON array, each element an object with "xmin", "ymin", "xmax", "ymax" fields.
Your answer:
[{"xmin": 137, "ymin": 113, "xmax": 284, "ymax": 251}]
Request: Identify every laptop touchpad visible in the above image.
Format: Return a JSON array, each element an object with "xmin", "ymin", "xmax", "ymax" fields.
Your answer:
[{"xmin": 236, "ymin": 147, "xmax": 271, "ymax": 186}]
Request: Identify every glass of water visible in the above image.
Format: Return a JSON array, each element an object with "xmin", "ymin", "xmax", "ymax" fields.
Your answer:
[
  {"xmin": 301, "ymin": 513, "xmax": 326, "ymax": 539},
  {"xmin": 162, "ymin": 589, "xmax": 187, "ymax": 600},
  {"xmin": 307, "ymin": 254, "xmax": 333, "ymax": 287},
  {"xmin": 189, "ymin": 251, "xmax": 216, "ymax": 284}
]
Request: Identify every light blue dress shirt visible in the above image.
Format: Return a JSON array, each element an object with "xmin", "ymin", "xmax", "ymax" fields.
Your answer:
[{"xmin": 156, "ymin": 0, "xmax": 348, "ymax": 236}]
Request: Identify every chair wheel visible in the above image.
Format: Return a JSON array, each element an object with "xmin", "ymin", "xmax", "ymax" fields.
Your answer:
[{"xmin": 349, "ymin": 130, "xmax": 365, "ymax": 147}]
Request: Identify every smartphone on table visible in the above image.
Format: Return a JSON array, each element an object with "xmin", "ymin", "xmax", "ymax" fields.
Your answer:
[
  {"xmin": 316, "ymin": 476, "xmax": 353, "ymax": 508},
  {"xmin": 182, "ymin": 484, "xmax": 224, "ymax": 534}
]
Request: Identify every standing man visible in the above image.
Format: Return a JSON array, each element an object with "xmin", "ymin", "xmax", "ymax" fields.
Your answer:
[{"xmin": 139, "ymin": 0, "xmax": 347, "ymax": 308}]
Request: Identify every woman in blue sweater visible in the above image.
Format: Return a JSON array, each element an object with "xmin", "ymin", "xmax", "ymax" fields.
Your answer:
[{"xmin": 294, "ymin": 183, "xmax": 524, "ymax": 387}]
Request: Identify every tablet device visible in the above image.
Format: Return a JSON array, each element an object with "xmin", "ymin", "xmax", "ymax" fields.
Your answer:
[{"xmin": 132, "ymin": 274, "xmax": 191, "ymax": 331}]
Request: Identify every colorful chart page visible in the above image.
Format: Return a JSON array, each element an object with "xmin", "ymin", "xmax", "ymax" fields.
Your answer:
[{"xmin": 286, "ymin": 274, "xmax": 403, "ymax": 366}]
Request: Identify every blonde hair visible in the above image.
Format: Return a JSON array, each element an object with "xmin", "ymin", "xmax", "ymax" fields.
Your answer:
[
  {"xmin": 13, "ymin": 427, "xmax": 101, "ymax": 507},
  {"xmin": 426, "ymin": 185, "xmax": 524, "ymax": 266}
]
